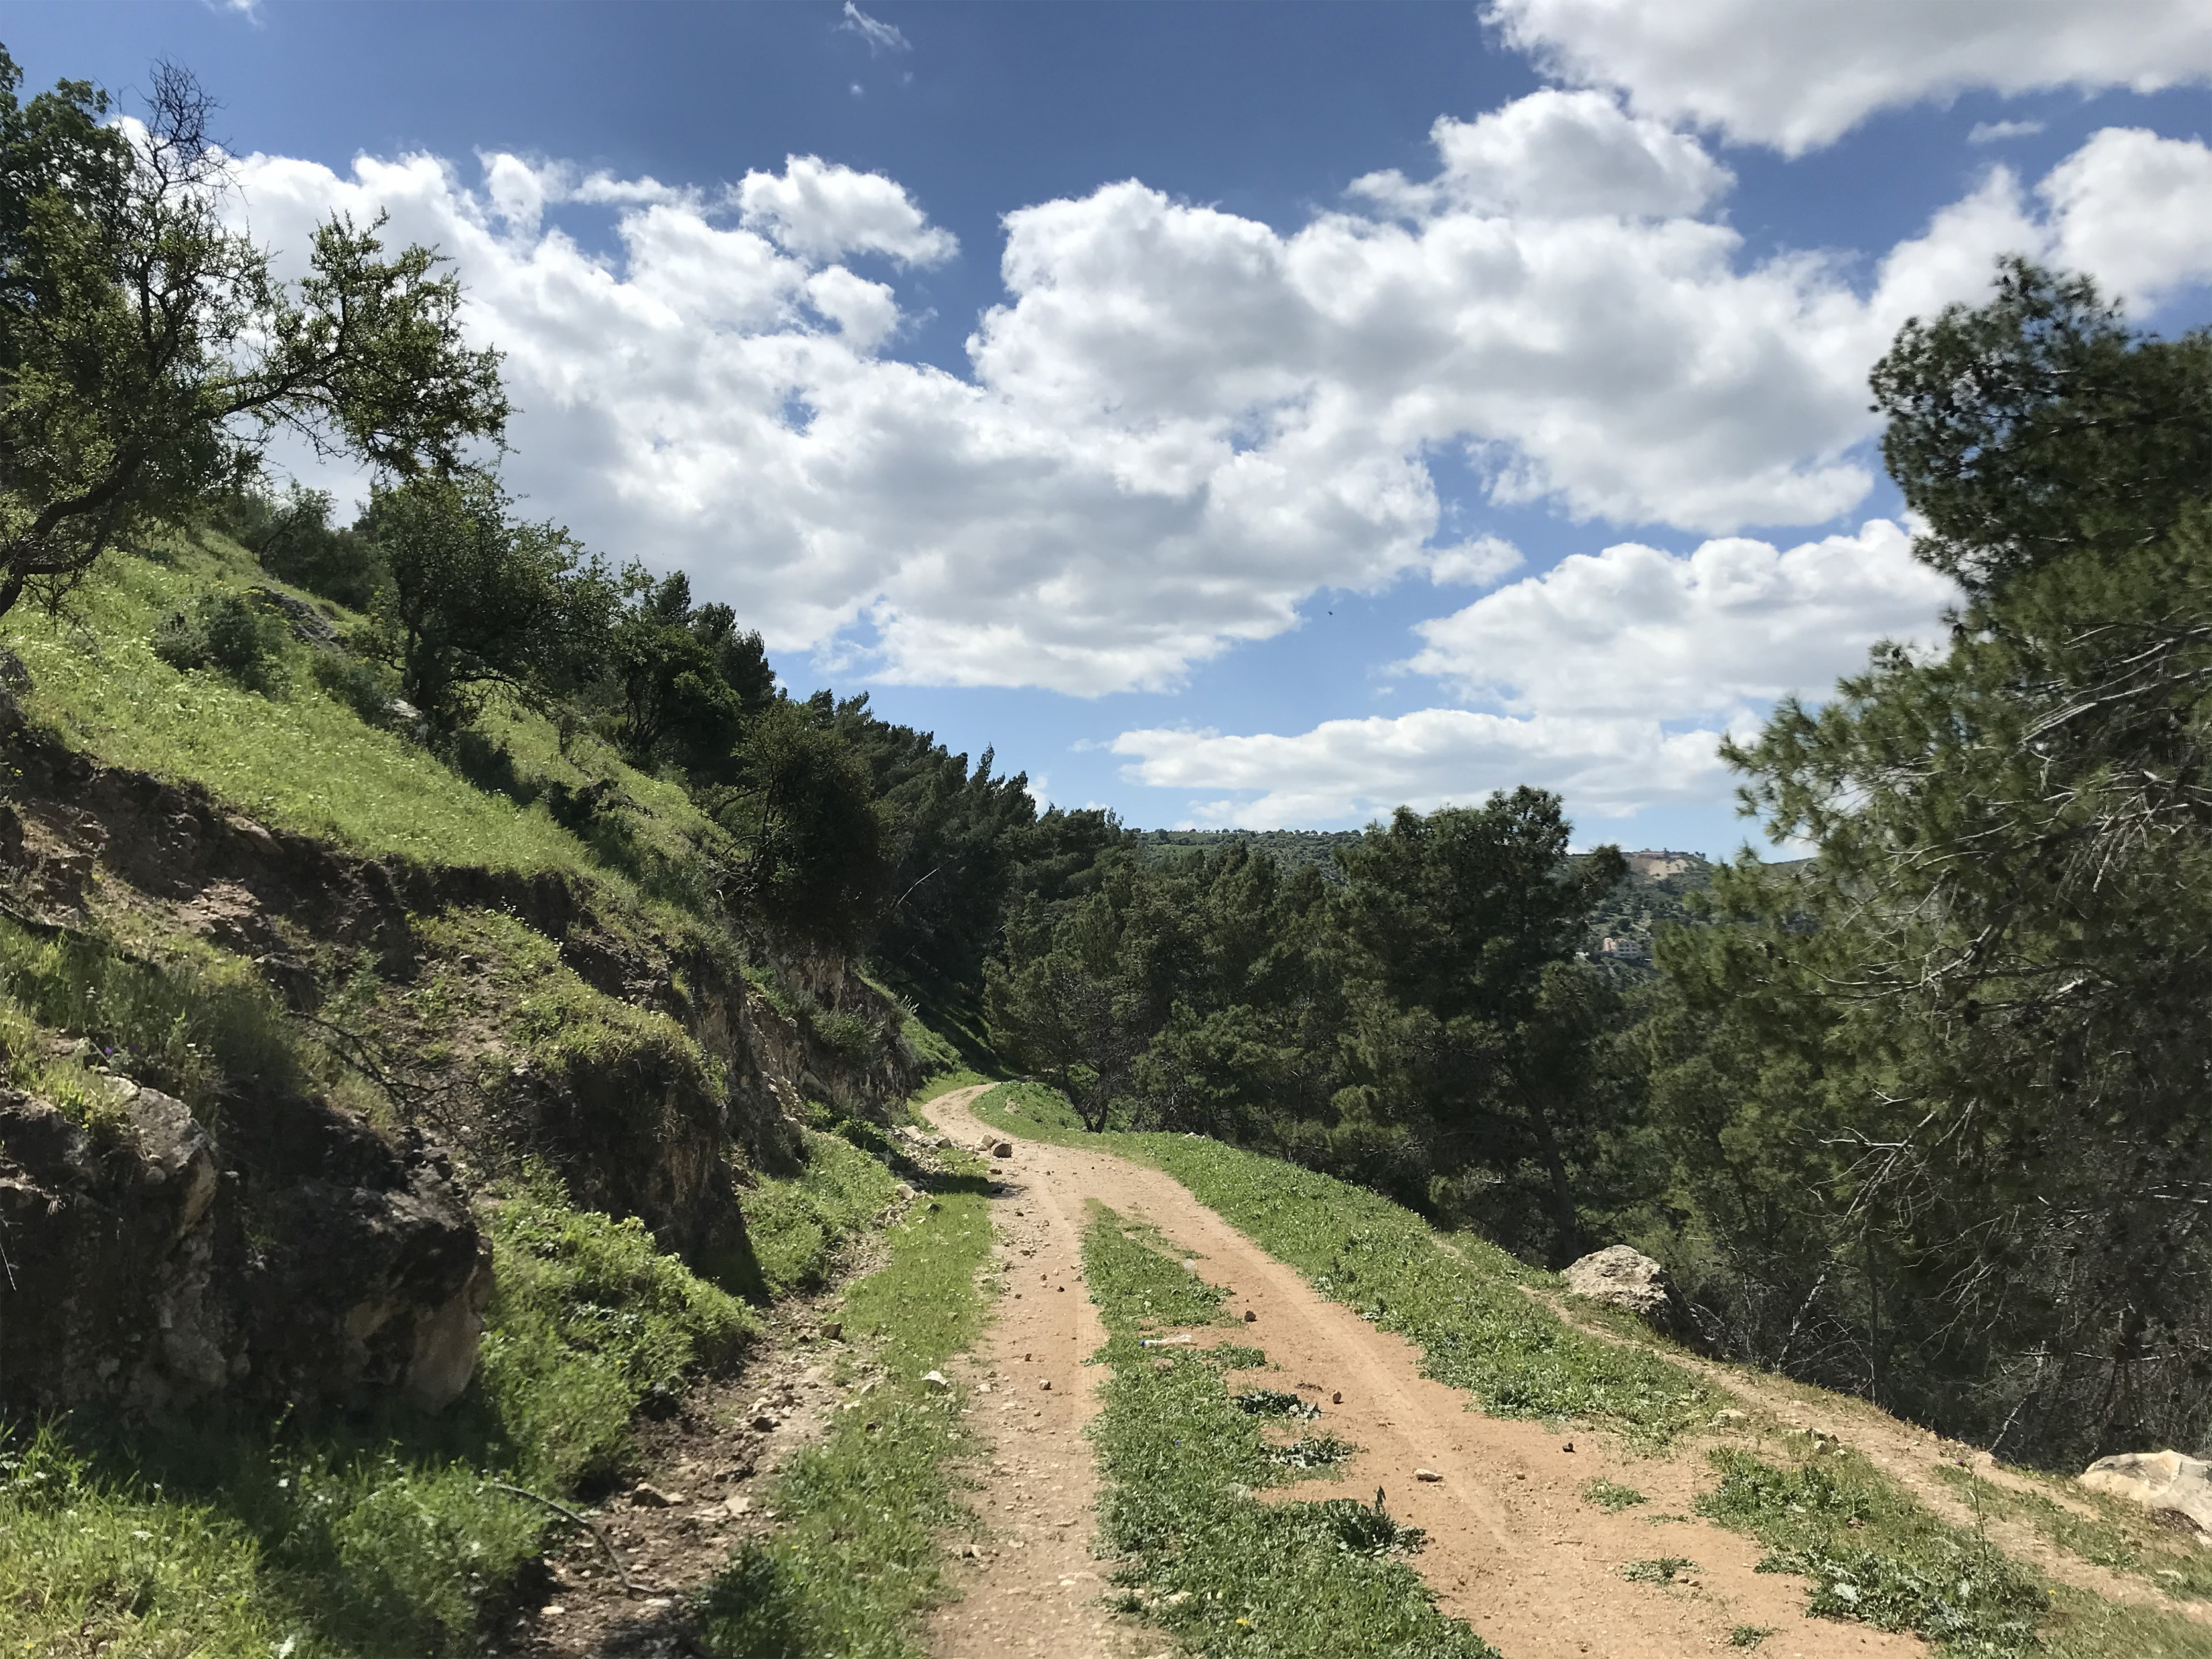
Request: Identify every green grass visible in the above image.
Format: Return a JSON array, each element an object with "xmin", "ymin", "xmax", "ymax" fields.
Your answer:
[
  {"xmin": 0, "ymin": 1163, "xmax": 753, "ymax": 1657},
  {"xmin": 1929, "ymin": 1462, "xmax": 2212, "ymax": 1601},
  {"xmin": 895, "ymin": 999, "xmax": 973, "ymax": 1092},
  {"xmin": 0, "ymin": 913, "xmax": 315, "ymax": 1119},
  {"xmin": 973, "ymin": 1082, "xmax": 1717, "ymax": 1445},
  {"xmin": 1084, "ymin": 1203, "xmax": 1501, "ymax": 1659},
  {"xmin": 909, "ymin": 1065, "xmax": 992, "ymax": 1106},
  {"xmin": 4, "ymin": 541, "xmax": 620, "ymax": 879},
  {"xmin": 739, "ymin": 1128, "xmax": 909, "ymax": 1298},
  {"xmin": 974, "ymin": 1078, "xmax": 1086, "ymax": 1134},
  {"xmin": 1621, "ymin": 1555, "xmax": 1696, "ymax": 1583},
  {"xmin": 479, "ymin": 1168, "xmax": 757, "ymax": 1492},
  {"xmin": 1582, "ymin": 1477, "xmax": 1649, "ymax": 1512},
  {"xmin": 1695, "ymin": 1445, "xmax": 2212, "ymax": 1656},
  {"xmin": 408, "ymin": 908, "xmax": 718, "ymax": 1089},
  {"xmin": 5, "ymin": 536, "xmax": 736, "ymax": 928},
  {"xmin": 692, "ymin": 1149, "xmax": 996, "ymax": 1658},
  {"xmin": 1698, "ymin": 1447, "xmax": 2051, "ymax": 1656}
]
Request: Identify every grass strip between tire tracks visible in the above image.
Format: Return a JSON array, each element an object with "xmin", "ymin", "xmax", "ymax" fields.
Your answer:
[
  {"xmin": 974, "ymin": 1082, "xmax": 1714, "ymax": 1445},
  {"xmin": 984, "ymin": 1084, "xmax": 2212, "ymax": 1659},
  {"xmin": 1084, "ymin": 1203, "xmax": 1503, "ymax": 1659}
]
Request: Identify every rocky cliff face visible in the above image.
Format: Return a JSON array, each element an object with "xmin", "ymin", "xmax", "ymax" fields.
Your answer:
[
  {"xmin": 0, "ymin": 1080, "xmax": 488, "ymax": 1416},
  {"xmin": 0, "ymin": 697, "xmax": 917, "ymax": 1420}
]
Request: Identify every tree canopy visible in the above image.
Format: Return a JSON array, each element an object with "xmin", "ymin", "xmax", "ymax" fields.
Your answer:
[
  {"xmin": 1649, "ymin": 262, "xmax": 2212, "ymax": 1463},
  {"xmin": 0, "ymin": 50, "xmax": 506, "ymax": 619}
]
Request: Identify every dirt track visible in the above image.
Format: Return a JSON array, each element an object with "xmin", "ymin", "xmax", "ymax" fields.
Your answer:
[{"xmin": 922, "ymin": 1086, "xmax": 1923, "ymax": 1659}]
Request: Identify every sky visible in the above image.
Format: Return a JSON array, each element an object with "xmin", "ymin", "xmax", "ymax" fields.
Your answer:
[{"xmin": 14, "ymin": 1, "xmax": 2212, "ymax": 855}]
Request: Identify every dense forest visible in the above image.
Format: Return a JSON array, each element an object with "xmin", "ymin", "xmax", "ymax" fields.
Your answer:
[{"xmin": 7, "ymin": 36, "xmax": 2209, "ymax": 1482}]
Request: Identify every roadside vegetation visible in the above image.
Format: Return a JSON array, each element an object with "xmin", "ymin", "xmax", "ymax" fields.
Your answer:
[
  {"xmin": 1700, "ymin": 1447, "xmax": 2212, "ymax": 1659},
  {"xmin": 1925, "ymin": 1463, "xmax": 2212, "ymax": 1604},
  {"xmin": 738, "ymin": 1127, "xmax": 909, "ymax": 1297},
  {"xmin": 986, "ymin": 1088, "xmax": 2212, "ymax": 1658},
  {"xmin": 694, "ymin": 1137, "xmax": 995, "ymax": 1659},
  {"xmin": 0, "ymin": 1161, "xmax": 753, "ymax": 1658}
]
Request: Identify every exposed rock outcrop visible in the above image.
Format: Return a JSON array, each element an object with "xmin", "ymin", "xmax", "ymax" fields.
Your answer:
[
  {"xmin": 0, "ymin": 1080, "xmax": 489, "ymax": 1417},
  {"xmin": 0, "ymin": 697, "xmax": 922, "ymax": 1413},
  {"xmin": 1562, "ymin": 1244, "xmax": 1688, "ymax": 1339},
  {"xmin": 2081, "ymin": 1449, "xmax": 2212, "ymax": 1536}
]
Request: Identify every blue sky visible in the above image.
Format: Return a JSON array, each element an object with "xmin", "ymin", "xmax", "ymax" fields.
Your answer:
[{"xmin": 16, "ymin": 2, "xmax": 2212, "ymax": 853}]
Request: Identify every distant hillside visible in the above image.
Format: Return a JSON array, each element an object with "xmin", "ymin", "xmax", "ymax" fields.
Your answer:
[{"xmin": 1576, "ymin": 848, "xmax": 1719, "ymax": 980}]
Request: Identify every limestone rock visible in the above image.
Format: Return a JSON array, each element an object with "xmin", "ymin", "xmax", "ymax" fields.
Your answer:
[
  {"xmin": 0, "ymin": 1082, "xmax": 490, "ymax": 1420},
  {"xmin": 1562, "ymin": 1245, "xmax": 1682, "ymax": 1336},
  {"xmin": 403, "ymin": 1237, "xmax": 496, "ymax": 1413},
  {"xmin": 2081, "ymin": 1450, "xmax": 2212, "ymax": 1535}
]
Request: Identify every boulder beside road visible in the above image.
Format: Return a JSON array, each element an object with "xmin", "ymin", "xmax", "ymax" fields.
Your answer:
[
  {"xmin": 2081, "ymin": 1449, "xmax": 2212, "ymax": 1535},
  {"xmin": 1562, "ymin": 1245, "xmax": 1682, "ymax": 1338}
]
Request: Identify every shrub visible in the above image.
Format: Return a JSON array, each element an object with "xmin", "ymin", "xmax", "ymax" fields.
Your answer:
[
  {"xmin": 310, "ymin": 646, "xmax": 402, "ymax": 727},
  {"xmin": 153, "ymin": 591, "xmax": 287, "ymax": 691}
]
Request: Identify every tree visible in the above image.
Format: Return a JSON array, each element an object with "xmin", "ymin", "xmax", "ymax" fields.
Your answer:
[
  {"xmin": 211, "ymin": 479, "xmax": 389, "ymax": 611},
  {"xmin": 722, "ymin": 697, "xmax": 893, "ymax": 956},
  {"xmin": 605, "ymin": 569, "xmax": 774, "ymax": 777},
  {"xmin": 1872, "ymin": 255, "xmax": 2212, "ymax": 598},
  {"xmin": 1327, "ymin": 792, "xmax": 1624, "ymax": 1254},
  {"xmin": 986, "ymin": 855, "xmax": 1200, "ymax": 1130},
  {"xmin": 0, "ymin": 50, "xmax": 506, "ymax": 620},
  {"xmin": 1650, "ymin": 261, "xmax": 2212, "ymax": 1462},
  {"xmin": 363, "ymin": 470, "xmax": 615, "ymax": 731}
]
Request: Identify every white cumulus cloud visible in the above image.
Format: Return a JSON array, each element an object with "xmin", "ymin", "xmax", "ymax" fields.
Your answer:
[
  {"xmin": 1112, "ymin": 519, "xmax": 1958, "ymax": 826},
  {"xmin": 1352, "ymin": 90, "xmax": 1732, "ymax": 220},
  {"xmin": 1406, "ymin": 519, "xmax": 1959, "ymax": 719},
  {"xmin": 224, "ymin": 97, "xmax": 2212, "ymax": 699},
  {"xmin": 1113, "ymin": 711, "xmax": 1736, "ymax": 827},
  {"xmin": 1426, "ymin": 535, "xmax": 1524, "ymax": 587},
  {"xmin": 735, "ymin": 153, "xmax": 956, "ymax": 266},
  {"xmin": 2042, "ymin": 127, "xmax": 2212, "ymax": 307},
  {"xmin": 1488, "ymin": 0, "xmax": 2212, "ymax": 154}
]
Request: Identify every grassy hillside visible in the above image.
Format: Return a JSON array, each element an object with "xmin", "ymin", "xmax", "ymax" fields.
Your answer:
[
  {"xmin": 3, "ymin": 529, "xmax": 725, "ymax": 904},
  {"xmin": 0, "ymin": 534, "xmax": 996, "ymax": 1654}
]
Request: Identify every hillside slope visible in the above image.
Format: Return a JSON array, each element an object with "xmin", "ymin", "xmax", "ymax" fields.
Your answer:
[{"xmin": 0, "ymin": 534, "xmax": 978, "ymax": 1656}]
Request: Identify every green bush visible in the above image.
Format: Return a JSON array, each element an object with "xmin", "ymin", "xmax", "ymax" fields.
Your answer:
[
  {"xmin": 153, "ymin": 591, "xmax": 289, "ymax": 690},
  {"xmin": 808, "ymin": 1008, "xmax": 880, "ymax": 1068},
  {"xmin": 311, "ymin": 647, "xmax": 404, "ymax": 727}
]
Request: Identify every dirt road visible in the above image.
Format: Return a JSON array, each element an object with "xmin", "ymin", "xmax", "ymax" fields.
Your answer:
[{"xmin": 922, "ymin": 1086, "xmax": 1922, "ymax": 1659}]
